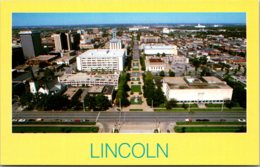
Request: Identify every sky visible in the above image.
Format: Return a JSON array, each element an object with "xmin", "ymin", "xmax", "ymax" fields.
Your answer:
[{"xmin": 12, "ymin": 13, "xmax": 246, "ymax": 27}]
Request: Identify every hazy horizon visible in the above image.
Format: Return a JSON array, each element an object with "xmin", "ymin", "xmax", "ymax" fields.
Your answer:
[{"xmin": 13, "ymin": 13, "xmax": 246, "ymax": 27}]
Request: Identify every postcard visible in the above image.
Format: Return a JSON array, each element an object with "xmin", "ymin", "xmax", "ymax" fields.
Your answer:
[{"xmin": 0, "ymin": 0, "xmax": 259, "ymax": 165}]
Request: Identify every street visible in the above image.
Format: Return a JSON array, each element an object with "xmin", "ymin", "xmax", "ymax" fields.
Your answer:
[{"xmin": 13, "ymin": 111, "xmax": 246, "ymax": 122}]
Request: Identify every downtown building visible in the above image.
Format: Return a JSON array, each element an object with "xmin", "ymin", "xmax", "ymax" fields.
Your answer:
[
  {"xmin": 76, "ymin": 49, "xmax": 126, "ymax": 72},
  {"xmin": 19, "ymin": 31, "xmax": 43, "ymax": 59},
  {"xmin": 52, "ymin": 32, "xmax": 72, "ymax": 51},
  {"xmin": 162, "ymin": 76, "xmax": 233, "ymax": 103}
]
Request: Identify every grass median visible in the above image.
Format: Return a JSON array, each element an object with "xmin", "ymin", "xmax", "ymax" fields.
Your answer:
[
  {"xmin": 13, "ymin": 126, "xmax": 99, "ymax": 133},
  {"xmin": 174, "ymin": 126, "xmax": 246, "ymax": 133}
]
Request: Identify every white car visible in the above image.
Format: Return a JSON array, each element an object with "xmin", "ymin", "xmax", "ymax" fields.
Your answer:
[
  {"xmin": 12, "ymin": 119, "xmax": 18, "ymax": 122},
  {"xmin": 237, "ymin": 118, "xmax": 246, "ymax": 122},
  {"xmin": 185, "ymin": 118, "xmax": 192, "ymax": 122},
  {"xmin": 18, "ymin": 119, "xmax": 26, "ymax": 122}
]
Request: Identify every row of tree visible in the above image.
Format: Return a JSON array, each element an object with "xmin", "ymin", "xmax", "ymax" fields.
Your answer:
[
  {"xmin": 224, "ymin": 76, "xmax": 246, "ymax": 108},
  {"xmin": 20, "ymin": 93, "xmax": 82, "ymax": 111},
  {"xmin": 143, "ymin": 72, "xmax": 165, "ymax": 107},
  {"xmin": 115, "ymin": 72, "xmax": 130, "ymax": 107},
  {"xmin": 84, "ymin": 94, "xmax": 111, "ymax": 111}
]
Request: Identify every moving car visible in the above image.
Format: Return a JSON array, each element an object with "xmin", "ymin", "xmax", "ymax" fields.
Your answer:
[{"xmin": 238, "ymin": 118, "xmax": 246, "ymax": 122}]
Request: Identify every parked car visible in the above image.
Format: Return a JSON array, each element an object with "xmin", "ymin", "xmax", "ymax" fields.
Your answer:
[
  {"xmin": 196, "ymin": 119, "xmax": 209, "ymax": 122},
  {"xmin": 36, "ymin": 118, "xmax": 44, "ymax": 122},
  {"xmin": 185, "ymin": 118, "xmax": 192, "ymax": 122},
  {"xmin": 18, "ymin": 119, "xmax": 26, "ymax": 122},
  {"xmin": 238, "ymin": 118, "xmax": 246, "ymax": 122},
  {"xmin": 12, "ymin": 119, "xmax": 18, "ymax": 122}
]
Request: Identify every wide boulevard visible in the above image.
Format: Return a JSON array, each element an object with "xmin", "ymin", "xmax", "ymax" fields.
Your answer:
[{"xmin": 13, "ymin": 111, "xmax": 246, "ymax": 122}]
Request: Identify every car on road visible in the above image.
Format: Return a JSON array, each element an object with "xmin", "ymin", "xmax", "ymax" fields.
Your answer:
[
  {"xmin": 238, "ymin": 118, "xmax": 246, "ymax": 122},
  {"xmin": 18, "ymin": 119, "xmax": 26, "ymax": 122},
  {"xmin": 12, "ymin": 119, "xmax": 18, "ymax": 122},
  {"xmin": 196, "ymin": 119, "xmax": 209, "ymax": 122},
  {"xmin": 36, "ymin": 118, "xmax": 44, "ymax": 122},
  {"xmin": 64, "ymin": 119, "xmax": 72, "ymax": 122},
  {"xmin": 185, "ymin": 118, "xmax": 192, "ymax": 122}
]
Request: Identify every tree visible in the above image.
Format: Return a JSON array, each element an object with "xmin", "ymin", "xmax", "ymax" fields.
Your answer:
[
  {"xmin": 84, "ymin": 94, "xmax": 96, "ymax": 110},
  {"xmin": 162, "ymin": 53, "xmax": 166, "ymax": 57},
  {"xmin": 190, "ymin": 58, "xmax": 201, "ymax": 73},
  {"xmin": 95, "ymin": 94, "xmax": 111, "ymax": 111},
  {"xmin": 168, "ymin": 70, "xmax": 175, "ymax": 77},
  {"xmin": 20, "ymin": 93, "xmax": 34, "ymax": 106},
  {"xmin": 225, "ymin": 100, "xmax": 234, "ymax": 109},
  {"xmin": 156, "ymin": 53, "xmax": 160, "ymax": 57},
  {"xmin": 44, "ymin": 95, "xmax": 69, "ymax": 110},
  {"xmin": 152, "ymin": 88, "xmax": 165, "ymax": 107},
  {"xmin": 159, "ymin": 71, "xmax": 165, "ymax": 77},
  {"xmin": 165, "ymin": 99, "xmax": 177, "ymax": 109},
  {"xmin": 182, "ymin": 103, "xmax": 188, "ymax": 109},
  {"xmin": 199, "ymin": 56, "xmax": 208, "ymax": 65}
]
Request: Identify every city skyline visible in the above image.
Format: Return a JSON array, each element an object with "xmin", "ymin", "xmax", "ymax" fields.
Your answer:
[{"xmin": 13, "ymin": 13, "xmax": 246, "ymax": 27}]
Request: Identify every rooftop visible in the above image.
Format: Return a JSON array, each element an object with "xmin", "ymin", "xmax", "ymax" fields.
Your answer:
[
  {"xmin": 144, "ymin": 45, "xmax": 177, "ymax": 50},
  {"xmin": 63, "ymin": 88, "xmax": 80, "ymax": 100},
  {"xmin": 149, "ymin": 59, "xmax": 163, "ymax": 63},
  {"xmin": 78, "ymin": 49, "xmax": 125, "ymax": 58},
  {"xmin": 88, "ymin": 86, "xmax": 104, "ymax": 93},
  {"xmin": 163, "ymin": 76, "xmax": 231, "ymax": 89},
  {"xmin": 28, "ymin": 55, "xmax": 57, "ymax": 61}
]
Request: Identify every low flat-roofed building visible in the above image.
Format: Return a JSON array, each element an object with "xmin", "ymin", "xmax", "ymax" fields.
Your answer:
[
  {"xmin": 55, "ymin": 56, "xmax": 76, "ymax": 65},
  {"xmin": 58, "ymin": 73, "xmax": 119, "ymax": 87},
  {"xmin": 88, "ymin": 86, "xmax": 104, "ymax": 94},
  {"xmin": 144, "ymin": 44, "xmax": 178, "ymax": 55},
  {"xmin": 87, "ymin": 85, "xmax": 114, "ymax": 101},
  {"xmin": 140, "ymin": 36, "xmax": 161, "ymax": 43},
  {"xmin": 162, "ymin": 76, "xmax": 233, "ymax": 103},
  {"xmin": 63, "ymin": 88, "xmax": 82, "ymax": 100},
  {"xmin": 145, "ymin": 58, "xmax": 168, "ymax": 72},
  {"xmin": 27, "ymin": 55, "xmax": 58, "ymax": 65}
]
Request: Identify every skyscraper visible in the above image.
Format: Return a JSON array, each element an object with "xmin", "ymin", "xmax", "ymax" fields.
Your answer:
[
  {"xmin": 52, "ymin": 32, "xmax": 71, "ymax": 51},
  {"xmin": 19, "ymin": 31, "xmax": 43, "ymax": 59}
]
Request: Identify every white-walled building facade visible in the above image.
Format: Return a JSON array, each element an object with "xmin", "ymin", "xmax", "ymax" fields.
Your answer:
[
  {"xmin": 144, "ymin": 45, "xmax": 178, "ymax": 56},
  {"xmin": 58, "ymin": 73, "xmax": 119, "ymax": 87},
  {"xmin": 162, "ymin": 76, "xmax": 233, "ymax": 103},
  {"xmin": 76, "ymin": 49, "xmax": 126, "ymax": 72},
  {"xmin": 145, "ymin": 58, "xmax": 168, "ymax": 72}
]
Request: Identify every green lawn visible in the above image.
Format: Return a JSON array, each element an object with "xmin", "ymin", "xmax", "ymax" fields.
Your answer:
[
  {"xmin": 13, "ymin": 126, "xmax": 99, "ymax": 133},
  {"xmin": 132, "ymin": 68, "xmax": 139, "ymax": 71},
  {"xmin": 174, "ymin": 126, "xmax": 246, "ymax": 133},
  {"xmin": 131, "ymin": 85, "xmax": 141, "ymax": 92},
  {"xmin": 13, "ymin": 122, "xmax": 96, "ymax": 125},
  {"xmin": 176, "ymin": 122, "xmax": 246, "ymax": 125}
]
